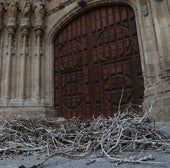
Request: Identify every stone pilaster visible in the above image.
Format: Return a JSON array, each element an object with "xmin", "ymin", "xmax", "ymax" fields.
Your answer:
[
  {"xmin": 0, "ymin": 31, "xmax": 2, "ymax": 99},
  {"xmin": 20, "ymin": 27, "xmax": 29, "ymax": 100},
  {"xmin": 34, "ymin": 27, "xmax": 45, "ymax": 102},
  {"xmin": 3, "ymin": 1, "xmax": 17, "ymax": 102},
  {"xmin": 4, "ymin": 28, "xmax": 15, "ymax": 100},
  {"xmin": 19, "ymin": 0, "xmax": 31, "ymax": 100},
  {"xmin": 33, "ymin": 0, "xmax": 46, "ymax": 104},
  {"xmin": 0, "ymin": 2, "xmax": 3, "ymax": 98}
]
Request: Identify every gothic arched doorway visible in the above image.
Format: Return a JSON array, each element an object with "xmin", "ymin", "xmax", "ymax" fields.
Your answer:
[{"xmin": 54, "ymin": 4, "xmax": 144, "ymax": 119}]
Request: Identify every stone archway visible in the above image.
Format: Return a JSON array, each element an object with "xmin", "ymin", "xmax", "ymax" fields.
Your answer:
[{"xmin": 53, "ymin": 3, "xmax": 144, "ymax": 119}]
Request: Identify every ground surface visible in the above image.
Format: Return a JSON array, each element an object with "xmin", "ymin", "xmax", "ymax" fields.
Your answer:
[
  {"xmin": 0, "ymin": 123, "xmax": 170, "ymax": 168},
  {"xmin": 1, "ymin": 151, "xmax": 170, "ymax": 168}
]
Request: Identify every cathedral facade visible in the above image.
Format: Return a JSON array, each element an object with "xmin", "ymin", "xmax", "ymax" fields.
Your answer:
[{"xmin": 0, "ymin": 0, "xmax": 170, "ymax": 121}]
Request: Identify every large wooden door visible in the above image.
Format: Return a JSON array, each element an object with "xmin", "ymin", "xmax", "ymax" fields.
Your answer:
[{"xmin": 54, "ymin": 5, "xmax": 144, "ymax": 119}]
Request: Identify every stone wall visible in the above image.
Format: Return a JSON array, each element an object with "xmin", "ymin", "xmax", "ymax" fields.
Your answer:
[
  {"xmin": 0, "ymin": 0, "xmax": 169, "ymax": 121},
  {"xmin": 139, "ymin": 0, "xmax": 170, "ymax": 121}
]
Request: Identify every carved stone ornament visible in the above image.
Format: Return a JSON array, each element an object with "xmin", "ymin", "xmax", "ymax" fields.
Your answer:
[
  {"xmin": 21, "ymin": 0, "xmax": 31, "ymax": 29},
  {"xmin": 140, "ymin": 0, "xmax": 149, "ymax": 17},
  {"xmin": 22, "ymin": 0, "xmax": 31, "ymax": 18},
  {"xmin": 5, "ymin": 42, "xmax": 16, "ymax": 55},
  {"xmin": 0, "ymin": 1, "xmax": 3, "ymax": 29},
  {"xmin": 34, "ymin": 0, "xmax": 46, "ymax": 29},
  {"xmin": 7, "ymin": 0, "xmax": 17, "ymax": 29},
  {"xmin": 35, "ymin": 46, "xmax": 44, "ymax": 55}
]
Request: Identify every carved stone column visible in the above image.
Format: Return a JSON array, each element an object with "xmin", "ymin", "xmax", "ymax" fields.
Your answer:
[
  {"xmin": 34, "ymin": 28, "xmax": 44, "ymax": 101},
  {"xmin": 33, "ymin": 0, "xmax": 46, "ymax": 103},
  {"xmin": 19, "ymin": 0, "xmax": 31, "ymax": 100},
  {"xmin": 20, "ymin": 28, "xmax": 29, "ymax": 99},
  {"xmin": 0, "ymin": 2, "xmax": 4, "ymax": 98},
  {"xmin": 4, "ymin": 28, "xmax": 15, "ymax": 100},
  {"xmin": 4, "ymin": 1, "xmax": 17, "ymax": 100}
]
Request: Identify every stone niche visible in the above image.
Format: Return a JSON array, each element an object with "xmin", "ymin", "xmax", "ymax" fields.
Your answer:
[{"xmin": 0, "ymin": 0, "xmax": 170, "ymax": 121}]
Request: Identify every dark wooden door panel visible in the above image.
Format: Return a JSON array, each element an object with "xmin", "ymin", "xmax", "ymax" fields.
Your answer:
[{"xmin": 54, "ymin": 5, "xmax": 144, "ymax": 119}]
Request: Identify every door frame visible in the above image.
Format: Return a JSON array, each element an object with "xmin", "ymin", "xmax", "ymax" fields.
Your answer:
[{"xmin": 46, "ymin": 0, "xmax": 145, "ymax": 112}]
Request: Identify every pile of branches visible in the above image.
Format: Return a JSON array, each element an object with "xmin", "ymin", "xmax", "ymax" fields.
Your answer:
[{"xmin": 0, "ymin": 108, "xmax": 170, "ymax": 166}]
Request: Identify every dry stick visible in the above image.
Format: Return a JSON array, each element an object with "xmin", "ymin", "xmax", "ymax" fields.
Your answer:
[
  {"xmin": 100, "ymin": 141, "xmax": 170, "ymax": 166},
  {"xmin": 0, "ymin": 112, "xmax": 170, "ymax": 167},
  {"xmin": 138, "ymin": 101, "xmax": 154, "ymax": 123},
  {"xmin": 118, "ymin": 83, "xmax": 124, "ymax": 114},
  {"xmin": 107, "ymin": 124, "xmax": 123, "ymax": 154}
]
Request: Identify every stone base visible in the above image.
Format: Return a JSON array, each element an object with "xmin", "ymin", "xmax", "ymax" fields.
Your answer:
[
  {"xmin": 0, "ymin": 107, "xmax": 56, "ymax": 122},
  {"xmin": 143, "ymin": 80, "xmax": 170, "ymax": 122},
  {"xmin": 143, "ymin": 96, "xmax": 170, "ymax": 122}
]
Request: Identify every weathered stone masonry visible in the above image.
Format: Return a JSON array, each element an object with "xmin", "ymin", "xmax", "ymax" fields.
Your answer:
[{"xmin": 0, "ymin": 0, "xmax": 169, "ymax": 121}]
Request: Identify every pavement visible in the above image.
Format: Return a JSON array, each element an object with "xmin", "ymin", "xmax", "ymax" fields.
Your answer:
[
  {"xmin": 0, "ymin": 122, "xmax": 170, "ymax": 168},
  {"xmin": 1, "ymin": 151, "xmax": 170, "ymax": 168}
]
